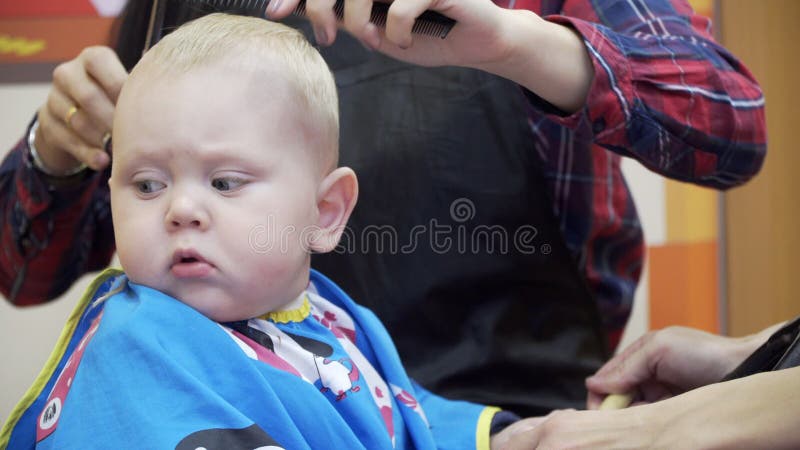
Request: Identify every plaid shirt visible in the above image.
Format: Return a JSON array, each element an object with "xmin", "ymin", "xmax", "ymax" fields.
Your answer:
[{"xmin": 0, "ymin": 0, "xmax": 765, "ymax": 349}]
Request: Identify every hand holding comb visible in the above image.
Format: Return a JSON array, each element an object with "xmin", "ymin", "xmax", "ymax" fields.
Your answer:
[{"xmin": 146, "ymin": 0, "xmax": 456, "ymax": 49}]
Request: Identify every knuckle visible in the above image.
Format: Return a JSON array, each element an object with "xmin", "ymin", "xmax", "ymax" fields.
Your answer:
[
  {"xmin": 71, "ymin": 89, "xmax": 91, "ymax": 108},
  {"xmin": 51, "ymin": 63, "xmax": 72, "ymax": 86},
  {"xmin": 651, "ymin": 329, "xmax": 672, "ymax": 346},
  {"xmin": 641, "ymin": 330, "xmax": 659, "ymax": 345},
  {"xmin": 73, "ymin": 87, "xmax": 101, "ymax": 112},
  {"xmin": 81, "ymin": 46, "xmax": 106, "ymax": 61},
  {"xmin": 82, "ymin": 46, "xmax": 113, "ymax": 72},
  {"xmin": 545, "ymin": 411, "xmax": 571, "ymax": 431}
]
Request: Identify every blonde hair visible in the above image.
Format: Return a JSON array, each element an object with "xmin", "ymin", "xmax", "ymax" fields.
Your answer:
[{"xmin": 134, "ymin": 13, "xmax": 339, "ymax": 167}]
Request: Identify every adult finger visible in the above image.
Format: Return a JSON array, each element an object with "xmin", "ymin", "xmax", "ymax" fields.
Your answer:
[
  {"xmin": 47, "ymin": 85, "xmax": 107, "ymax": 149},
  {"xmin": 37, "ymin": 106, "xmax": 109, "ymax": 171},
  {"xmin": 342, "ymin": 0, "xmax": 381, "ymax": 49},
  {"xmin": 303, "ymin": 0, "xmax": 339, "ymax": 45},
  {"xmin": 52, "ymin": 50, "xmax": 116, "ymax": 133},
  {"xmin": 385, "ymin": 0, "xmax": 434, "ymax": 48},
  {"xmin": 585, "ymin": 333, "xmax": 658, "ymax": 407},
  {"xmin": 81, "ymin": 46, "xmax": 127, "ymax": 106}
]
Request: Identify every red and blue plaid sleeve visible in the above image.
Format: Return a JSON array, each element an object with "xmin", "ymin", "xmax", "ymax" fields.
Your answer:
[
  {"xmin": 542, "ymin": 0, "xmax": 766, "ymax": 188},
  {"xmin": 0, "ymin": 127, "xmax": 114, "ymax": 306},
  {"xmin": 506, "ymin": 0, "xmax": 766, "ymax": 347}
]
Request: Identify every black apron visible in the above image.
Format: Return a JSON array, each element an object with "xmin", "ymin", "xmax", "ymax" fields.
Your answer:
[
  {"xmin": 145, "ymin": 0, "xmax": 606, "ymax": 419},
  {"xmin": 287, "ymin": 21, "xmax": 610, "ymax": 416}
]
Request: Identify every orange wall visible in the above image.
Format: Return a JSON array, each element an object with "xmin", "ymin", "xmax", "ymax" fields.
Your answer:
[
  {"xmin": 646, "ymin": 0, "xmax": 720, "ymax": 334},
  {"xmin": 721, "ymin": 0, "xmax": 800, "ymax": 336}
]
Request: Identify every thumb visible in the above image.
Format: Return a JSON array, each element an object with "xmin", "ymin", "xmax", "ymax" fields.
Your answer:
[
  {"xmin": 586, "ymin": 377, "xmax": 635, "ymax": 410},
  {"xmin": 585, "ymin": 333, "xmax": 660, "ymax": 407}
]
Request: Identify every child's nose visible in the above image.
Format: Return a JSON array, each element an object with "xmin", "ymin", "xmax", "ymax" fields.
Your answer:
[{"xmin": 165, "ymin": 193, "xmax": 209, "ymax": 231}]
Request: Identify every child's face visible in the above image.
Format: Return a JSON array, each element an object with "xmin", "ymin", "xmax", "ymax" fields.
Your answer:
[{"xmin": 110, "ymin": 64, "xmax": 324, "ymax": 322}]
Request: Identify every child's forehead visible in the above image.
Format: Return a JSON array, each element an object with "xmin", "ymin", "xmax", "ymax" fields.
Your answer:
[
  {"xmin": 114, "ymin": 90, "xmax": 319, "ymax": 168},
  {"xmin": 136, "ymin": 49, "xmax": 291, "ymax": 83},
  {"xmin": 125, "ymin": 61, "xmax": 301, "ymax": 118},
  {"xmin": 116, "ymin": 57, "xmax": 333, "ymax": 174}
]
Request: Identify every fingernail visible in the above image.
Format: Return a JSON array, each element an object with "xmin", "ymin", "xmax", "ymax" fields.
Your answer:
[
  {"xmin": 94, "ymin": 152, "xmax": 109, "ymax": 168},
  {"xmin": 314, "ymin": 27, "xmax": 328, "ymax": 46}
]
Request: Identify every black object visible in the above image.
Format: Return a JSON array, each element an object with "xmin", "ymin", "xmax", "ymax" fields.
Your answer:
[
  {"xmin": 176, "ymin": 424, "xmax": 282, "ymax": 449},
  {"xmin": 146, "ymin": 0, "xmax": 456, "ymax": 49},
  {"xmin": 722, "ymin": 315, "xmax": 800, "ymax": 381},
  {"xmin": 310, "ymin": 29, "xmax": 609, "ymax": 416}
]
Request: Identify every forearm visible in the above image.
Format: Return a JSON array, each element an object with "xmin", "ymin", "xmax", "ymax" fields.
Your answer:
[
  {"xmin": 474, "ymin": 8, "xmax": 593, "ymax": 114},
  {"xmin": 654, "ymin": 368, "xmax": 800, "ymax": 449},
  {"xmin": 0, "ymin": 136, "xmax": 114, "ymax": 305},
  {"xmin": 502, "ymin": 368, "xmax": 800, "ymax": 449},
  {"xmin": 487, "ymin": 0, "xmax": 766, "ymax": 188}
]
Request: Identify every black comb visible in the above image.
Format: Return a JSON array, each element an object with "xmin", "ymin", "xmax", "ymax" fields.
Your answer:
[
  {"xmin": 293, "ymin": 0, "xmax": 456, "ymax": 38},
  {"xmin": 147, "ymin": 0, "xmax": 456, "ymax": 49}
]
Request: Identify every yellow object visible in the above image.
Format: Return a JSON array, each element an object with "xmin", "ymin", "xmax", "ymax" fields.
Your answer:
[
  {"xmin": 599, "ymin": 393, "xmax": 633, "ymax": 410},
  {"xmin": 64, "ymin": 105, "xmax": 79, "ymax": 128},
  {"xmin": 0, "ymin": 35, "xmax": 46, "ymax": 57},
  {"xmin": 258, "ymin": 295, "xmax": 311, "ymax": 323},
  {"xmin": 477, "ymin": 406, "xmax": 502, "ymax": 450}
]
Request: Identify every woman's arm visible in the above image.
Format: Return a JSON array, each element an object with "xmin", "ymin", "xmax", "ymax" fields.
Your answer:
[
  {"xmin": 270, "ymin": 0, "xmax": 767, "ymax": 189},
  {"xmin": 0, "ymin": 135, "xmax": 114, "ymax": 305},
  {"xmin": 497, "ymin": 367, "xmax": 800, "ymax": 449}
]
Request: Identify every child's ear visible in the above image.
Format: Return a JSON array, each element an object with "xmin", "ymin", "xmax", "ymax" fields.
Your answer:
[{"xmin": 309, "ymin": 167, "xmax": 358, "ymax": 253}]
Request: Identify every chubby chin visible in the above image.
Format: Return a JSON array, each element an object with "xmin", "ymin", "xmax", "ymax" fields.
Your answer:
[{"xmin": 163, "ymin": 283, "xmax": 260, "ymax": 323}]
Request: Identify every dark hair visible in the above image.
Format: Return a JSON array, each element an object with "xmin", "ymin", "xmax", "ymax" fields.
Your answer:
[{"xmin": 110, "ymin": 0, "xmax": 153, "ymax": 72}]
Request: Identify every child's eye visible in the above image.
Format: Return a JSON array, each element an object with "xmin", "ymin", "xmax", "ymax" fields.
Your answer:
[
  {"xmin": 211, "ymin": 177, "xmax": 246, "ymax": 192},
  {"xmin": 135, "ymin": 180, "xmax": 166, "ymax": 194}
]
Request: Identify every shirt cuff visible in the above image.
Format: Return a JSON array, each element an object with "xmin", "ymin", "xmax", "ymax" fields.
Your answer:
[
  {"xmin": 529, "ymin": 15, "xmax": 634, "ymax": 139},
  {"xmin": 477, "ymin": 406, "xmax": 503, "ymax": 450},
  {"xmin": 23, "ymin": 116, "xmax": 93, "ymax": 194},
  {"xmin": 489, "ymin": 409, "xmax": 521, "ymax": 435}
]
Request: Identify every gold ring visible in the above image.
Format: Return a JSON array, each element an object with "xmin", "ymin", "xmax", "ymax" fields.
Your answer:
[
  {"xmin": 102, "ymin": 132, "xmax": 112, "ymax": 150},
  {"xmin": 64, "ymin": 105, "xmax": 79, "ymax": 128}
]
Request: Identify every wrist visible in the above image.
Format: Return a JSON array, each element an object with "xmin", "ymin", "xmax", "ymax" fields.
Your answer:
[
  {"xmin": 726, "ymin": 323, "xmax": 784, "ymax": 369},
  {"xmin": 481, "ymin": 10, "xmax": 593, "ymax": 113},
  {"xmin": 473, "ymin": 8, "xmax": 541, "ymax": 84},
  {"xmin": 28, "ymin": 118, "xmax": 87, "ymax": 178},
  {"xmin": 639, "ymin": 396, "xmax": 690, "ymax": 448}
]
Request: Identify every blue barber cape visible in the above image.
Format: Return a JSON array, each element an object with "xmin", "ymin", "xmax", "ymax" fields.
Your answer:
[{"xmin": 1, "ymin": 269, "xmax": 496, "ymax": 449}]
